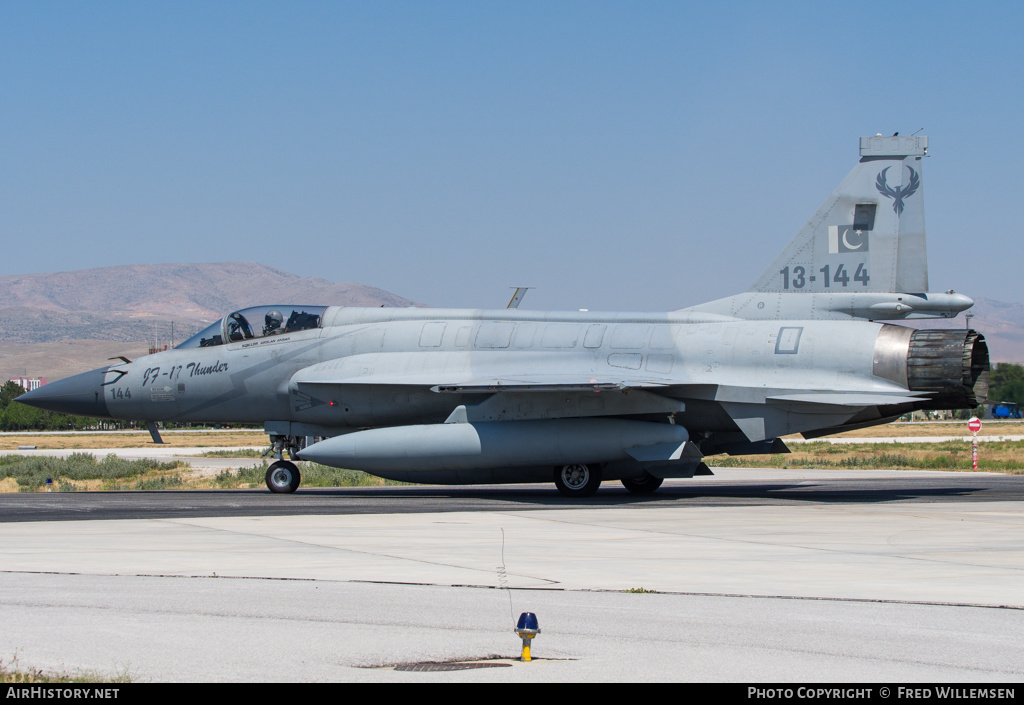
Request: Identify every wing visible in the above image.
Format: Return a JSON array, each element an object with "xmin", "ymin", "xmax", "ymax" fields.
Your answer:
[
  {"xmin": 289, "ymin": 351, "xmax": 684, "ymax": 424},
  {"xmin": 290, "ymin": 351, "xmax": 937, "ymax": 437}
]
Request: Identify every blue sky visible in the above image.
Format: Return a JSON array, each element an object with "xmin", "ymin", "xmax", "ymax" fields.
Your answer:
[{"xmin": 2, "ymin": 1, "xmax": 1021, "ymax": 311}]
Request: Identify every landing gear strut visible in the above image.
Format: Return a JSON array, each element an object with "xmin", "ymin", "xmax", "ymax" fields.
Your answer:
[{"xmin": 266, "ymin": 434, "xmax": 305, "ymax": 462}]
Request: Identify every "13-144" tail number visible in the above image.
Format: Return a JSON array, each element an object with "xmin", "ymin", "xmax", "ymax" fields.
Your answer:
[{"xmin": 780, "ymin": 264, "xmax": 869, "ymax": 289}]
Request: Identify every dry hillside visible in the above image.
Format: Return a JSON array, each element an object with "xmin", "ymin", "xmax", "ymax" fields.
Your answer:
[{"xmin": 0, "ymin": 262, "xmax": 417, "ymax": 381}]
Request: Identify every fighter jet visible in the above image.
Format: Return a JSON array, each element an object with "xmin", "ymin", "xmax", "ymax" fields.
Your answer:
[{"xmin": 19, "ymin": 135, "xmax": 989, "ymax": 497}]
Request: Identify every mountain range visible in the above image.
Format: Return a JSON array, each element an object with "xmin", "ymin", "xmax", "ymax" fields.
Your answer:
[
  {"xmin": 0, "ymin": 262, "xmax": 416, "ymax": 381},
  {"xmin": 912, "ymin": 297, "xmax": 1024, "ymax": 365},
  {"xmin": 0, "ymin": 262, "xmax": 1020, "ymax": 383}
]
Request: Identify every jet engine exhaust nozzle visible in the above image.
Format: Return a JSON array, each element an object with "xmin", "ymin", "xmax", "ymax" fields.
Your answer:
[{"xmin": 906, "ymin": 329, "xmax": 990, "ymax": 409}]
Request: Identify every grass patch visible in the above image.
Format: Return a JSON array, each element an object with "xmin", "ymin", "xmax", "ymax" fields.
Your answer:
[
  {"xmin": 200, "ymin": 449, "xmax": 266, "ymax": 458},
  {"xmin": 0, "ymin": 455, "xmax": 410, "ymax": 492},
  {"xmin": 0, "ymin": 430, "xmax": 268, "ymax": 451},
  {"xmin": 815, "ymin": 421, "xmax": 1024, "ymax": 439},
  {"xmin": 211, "ymin": 463, "xmax": 269, "ymax": 489},
  {"xmin": 0, "ymin": 655, "xmax": 132, "ymax": 683},
  {"xmin": 0, "ymin": 453, "xmax": 185, "ymax": 492},
  {"xmin": 714, "ymin": 440, "xmax": 1024, "ymax": 473},
  {"xmin": 300, "ymin": 463, "xmax": 409, "ymax": 487},
  {"xmin": 109, "ymin": 475, "xmax": 186, "ymax": 491}
]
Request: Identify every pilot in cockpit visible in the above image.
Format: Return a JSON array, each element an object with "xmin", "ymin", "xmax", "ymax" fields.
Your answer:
[
  {"xmin": 263, "ymin": 310, "xmax": 286, "ymax": 336},
  {"xmin": 227, "ymin": 312, "xmax": 253, "ymax": 341}
]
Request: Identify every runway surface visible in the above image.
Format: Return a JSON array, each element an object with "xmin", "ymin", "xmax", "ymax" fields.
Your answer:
[
  {"xmin": 2, "ymin": 468, "xmax": 1023, "ymax": 682},
  {"xmin": 1, "ymin": 468, "xmax": 1022, "ymax": 522}
]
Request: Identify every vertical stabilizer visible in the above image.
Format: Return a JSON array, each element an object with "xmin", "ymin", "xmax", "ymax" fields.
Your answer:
[{"xmin": 750, "ymin": 135, "xmax": 929, "ymax": 294}]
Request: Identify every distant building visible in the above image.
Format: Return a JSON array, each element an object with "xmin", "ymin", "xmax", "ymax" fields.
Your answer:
[{"xmin": 9, "ymin": 377, "xmax": 47, "ymax": 392}]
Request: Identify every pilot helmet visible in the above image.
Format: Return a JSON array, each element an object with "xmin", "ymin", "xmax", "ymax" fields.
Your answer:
[{"xmin": 265, "ymin": 310, "xmax": 284, "ymax": 329}]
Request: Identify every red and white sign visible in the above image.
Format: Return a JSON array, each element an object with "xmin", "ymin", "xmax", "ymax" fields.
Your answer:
[{"xmin": 968, "ymin": 417, "xmax": 983, "ymax": 434}]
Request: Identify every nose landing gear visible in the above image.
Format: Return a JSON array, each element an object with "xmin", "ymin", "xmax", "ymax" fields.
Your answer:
[
  {"xmin": 266, "ymin": 460, "xmax": 301, "ymax": 493},
  {"xmin": 264, "ymin": 433, "xmax": 308, "ymax": 493}
]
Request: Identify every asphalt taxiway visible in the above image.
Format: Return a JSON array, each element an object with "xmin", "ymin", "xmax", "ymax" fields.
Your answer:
[{"xmin": 1, "ymin": 468, "xmax": 1022, "ymax": 682}]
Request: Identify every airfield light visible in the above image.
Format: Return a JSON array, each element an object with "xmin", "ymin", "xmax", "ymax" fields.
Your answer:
[{"xmin": 515, "ymin": 612, "xmax": 540, "ymax": 662}]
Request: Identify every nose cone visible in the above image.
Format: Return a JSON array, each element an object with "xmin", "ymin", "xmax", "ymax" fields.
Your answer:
[{"xmin": 16, "ymin": 367, "xmax": 111, "ymax": 418}]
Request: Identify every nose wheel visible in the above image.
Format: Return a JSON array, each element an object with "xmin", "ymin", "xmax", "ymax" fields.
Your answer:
[
  {"xmin": 554, "ymin": 463, "xmax": 602, "ymax": 498},
  {"xmin": 266, "ymin": 460, "xmax": 301, "ymax": 493}
]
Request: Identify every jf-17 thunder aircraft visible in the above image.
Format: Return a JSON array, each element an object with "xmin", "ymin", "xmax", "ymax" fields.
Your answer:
[{"xmin": 20, "ymin": 135, "xmax": 989, "ymax": 497}]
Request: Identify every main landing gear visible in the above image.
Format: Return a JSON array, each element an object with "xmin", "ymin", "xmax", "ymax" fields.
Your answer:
[
  {"xmin": 553, "ymin": 465, "xmax": 669, "ymax": 497},
  {"xmin": 553, "ymin": 463, "xmax": 602, "ymax": 498},
  {"xmin": 620, "ymin": 472, "xmax": 664, "ymax": 494}
]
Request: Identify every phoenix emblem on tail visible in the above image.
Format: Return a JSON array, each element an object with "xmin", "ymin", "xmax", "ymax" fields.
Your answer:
[{"xmin": 876, "ymin": 166, "xmax": 920, "ymax": 215}]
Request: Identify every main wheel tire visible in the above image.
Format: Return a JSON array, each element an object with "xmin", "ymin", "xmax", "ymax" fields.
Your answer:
[
  {"xmin": 621, "ymin": 472, "xmax": 664, "ymax": 494},
  {"xmin": 266, "ymin": 460, "xmax": 301, "ymax": 493},
  {"xmin": 553, "ymin": 463, "xmax": 602, "ymax": 498}
]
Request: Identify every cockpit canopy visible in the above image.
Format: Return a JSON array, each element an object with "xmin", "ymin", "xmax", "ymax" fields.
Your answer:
[{"xmin": 176, "ymin": 306, "xmax": 328, "ymax": 349}]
